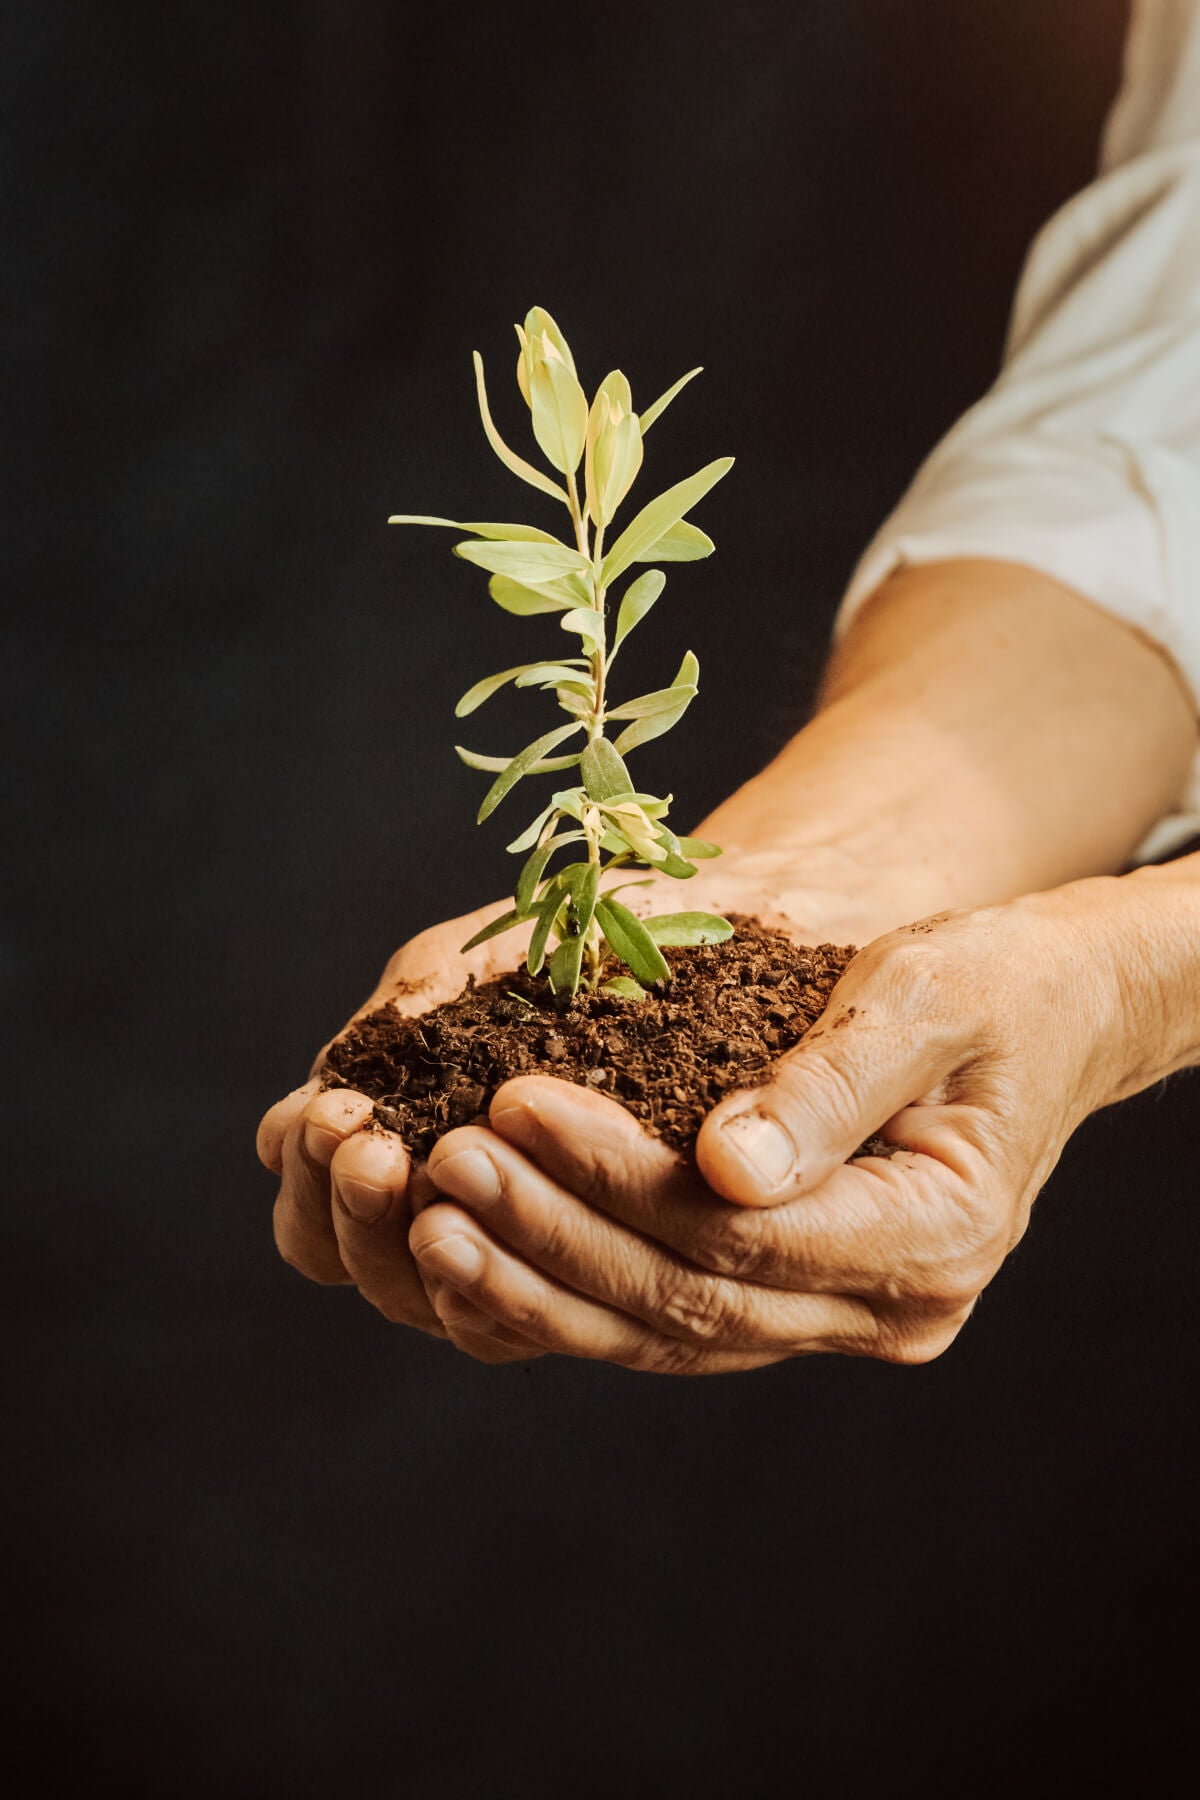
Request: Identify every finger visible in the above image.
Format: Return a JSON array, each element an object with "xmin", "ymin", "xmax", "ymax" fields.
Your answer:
[
  {"xmin": 697, "ymin": 939, "xmax": 962, "ymax": 1207},
  {"xmin": 410, "ymin": 1200, "xmax": 784, "ymax": 1375},
  {"xmin": 425, "ymin": 1127, "xmax": 881, "ymax": 1355},
  {"xmin": 490, "ymin": 1073, "xmax": 702, "ymax": 1225},
  {"xmin": 274, "ymin": 1105, "xmax": 355, "ymax": 1285},
  {"xmin": 423, "ymin": 1275, "xmax": 550, "ymax": 1364},
  {"xmin": 257, "ymin": 1079, "xmax": 321, "ymax": 1173},
  {"xmin": 486, "ymin": 1076, "xmax": 905, "ymax": 1295},
  {"xmin": 328, "ymin": 1129, "xmax": 445, "ymax": 1334}
]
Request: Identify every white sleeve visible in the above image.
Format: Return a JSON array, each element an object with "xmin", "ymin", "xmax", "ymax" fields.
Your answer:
[{"xmin": 836, "ymin": 0, "xmax": 1200, "ymax": 861}]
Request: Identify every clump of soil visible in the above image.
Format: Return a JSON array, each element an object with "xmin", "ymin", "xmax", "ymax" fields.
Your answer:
[{"xmin": 321, "ymin": 917, "xmax": 886, "ymax": 1161}]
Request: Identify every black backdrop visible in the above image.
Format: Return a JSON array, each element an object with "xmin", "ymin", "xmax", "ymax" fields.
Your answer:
[{"xmin": 10, "ymin": 2, "xmax": 1198, "ymax": 1793}]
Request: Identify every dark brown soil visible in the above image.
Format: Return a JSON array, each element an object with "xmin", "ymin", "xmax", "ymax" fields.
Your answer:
[{"xmin": 321, "ymin": 916, "xmax": 889, "ymax": 1161}]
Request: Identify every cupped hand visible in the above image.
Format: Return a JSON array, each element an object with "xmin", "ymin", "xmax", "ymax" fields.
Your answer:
[
  {"xmin": 408, "ymin": 879, "xmax": 1131, "ymax": 1371},
  {"xmin": 255, "ymin": 851, "xmax": 882, "ymax": 1357}
]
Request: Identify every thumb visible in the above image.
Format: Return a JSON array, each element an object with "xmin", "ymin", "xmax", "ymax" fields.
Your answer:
[{"xmin": 696, "ymin": 950, "xmax": 954, "ymax": 1207}]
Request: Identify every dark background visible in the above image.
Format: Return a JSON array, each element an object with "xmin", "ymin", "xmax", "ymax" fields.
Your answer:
[{"xmin": 8, "ymin": 1, "xmax": 1198, "ymax": 1793}]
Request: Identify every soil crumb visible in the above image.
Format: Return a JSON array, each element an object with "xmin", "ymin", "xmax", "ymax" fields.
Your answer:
[{"xmin": 321, "ymin": 916, "xmax": 881, "ymax": 1159}]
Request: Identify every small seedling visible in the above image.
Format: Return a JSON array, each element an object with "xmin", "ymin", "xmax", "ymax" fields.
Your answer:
[{"xmin": 390, "ymin": 306, "xmax": 734, "ymax": 1002}]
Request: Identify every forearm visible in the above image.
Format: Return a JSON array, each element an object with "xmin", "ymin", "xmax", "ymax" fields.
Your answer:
[{"xmin": 698, "ymin": 558, "xmax": 1197, "ymax": 920}]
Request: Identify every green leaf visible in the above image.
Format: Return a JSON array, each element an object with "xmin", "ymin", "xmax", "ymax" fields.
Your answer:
[
  {"xmin": 658, "ymin": 852, "xmax": 698, "ymax": 879},
  {"xmin": 455, "ymin": 539, "xmax": 590, "ymax": 582},
  {"xmin": 460, "ymin": 907, "xmax": 528, "ymax": 952},
  {"xmin": 581, "ymin": 739, "xmax": 635, "ymax": 803},
  {"xmin": 456, "ymin": 662, "xmax": 583, "ymax": 718},
  {"xmin": 477, "ymin": 722, "xmax": 586, "ymax": 822},
  {"xmin": 488, "ymin": 575, "xmax": 580, "ymax": 616},
  {"xmin": 506, "ymin": 799, "xmax": 560, "ymax": 853},
  {"xmin": 529, "ymin": 353, "xmax": 589, "ymax": 477},
  {"xmin": 550, "ymin": 786, "xmax": 585, "ymax": 821},
  {"xmin": 513, "ymin": 662, "xmax": 591, "ymax": 689},
  {"xmin": 548, "ymin": 932, "xmax": 586, "ymax": 998},
  {"xmin": 594, "ymin": 897, "xmax": 671, "ymax": 987},
  {"xmin": 601, "ymin": 457, "xmax": 733, "ymax": 586},
  {"xmin": 612, "ymin": 569, "xmax": 665, "ymax": 654},
  {"xmin": 473, "ymin": 351, "xmax": 569, "ymax": 504},
  {"xmin": 638, "ymin": 366, "xmax": 702, "ymax": 433},
  {"xmin": 676, "ymin": 836, "xmax": 722, "ymax": 859},
  {"xmin": 634, "ymin": 520, "xmax": 715, "ymax": 563},
  {"xmin": 513, "ymin": 831, "xmax": 584, "ymax": 912},
  {"xmin": 605, "ymin": 684, "xmax": 697, "ymax": 722},
  {"xmin": 610, "ymin": 651, "xmax": 700, "ymax": 753},
  {"xmin": 642, "ymin": 912, "xmax": 733, "ymax": 947},
  {"xmin": 516, "ymin": 839, "xmax": 558, "ymax": 915},
  {"xmin": 387, "ymin": 516, "xmax": 562, "ymax": 544},
  {"xmin": 456, "ymin": 744, "xmax": 582, "ymax": 775},
  {"xmin": 559, "ymin": 606, "xmax": 605, "ymax": 643},
  {"xmin": 599, "ymin": 976, "xmax": 650, "ymax": 1000},
  {"xmin": 527, "ymin": 876, "xmax": 567, "ymax": 975},
  {"xmin": 568, "ymin": 859, "xmax": 600, "ymax": 929}
]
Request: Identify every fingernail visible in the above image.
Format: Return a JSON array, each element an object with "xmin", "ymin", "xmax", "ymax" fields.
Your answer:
[
  {"xmin": 305, "ymin": 1121, "xmax": 345, "ymax": 1167},
  {"xmin": 719, "ymin": 1111, "xmax": 797, "ymax": 1188},
  {"xmin": 430, "ymin": 1148, "xmax": 502, "ymax": 1208},
  {"xmin": 333, "ymin": 1174, "xmax": 392, "ymax": 1223},
  {"xmin": 417, "ymin": 1235, "xmax": 484, "ymax": 1285}
]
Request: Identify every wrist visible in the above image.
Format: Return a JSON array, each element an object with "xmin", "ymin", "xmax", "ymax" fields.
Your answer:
[{"xmin": 1024, "ymin": 860, "xmax": 1200, "ymax": 1111}]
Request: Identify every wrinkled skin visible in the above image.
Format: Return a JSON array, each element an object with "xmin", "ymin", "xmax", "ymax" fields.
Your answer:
[{"xmin": 257, "ymin": 871, "xmax": 1130, "ymax": 1372}]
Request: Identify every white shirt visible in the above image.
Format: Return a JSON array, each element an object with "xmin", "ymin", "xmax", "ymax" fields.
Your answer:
[{"xmin": 837, "ymin": 0, "xmax": 1200, "ymax": 861}]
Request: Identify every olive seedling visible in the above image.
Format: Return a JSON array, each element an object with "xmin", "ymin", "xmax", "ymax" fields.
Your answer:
[{"xmin": 390, "ymin": 306, "xmax": 733, "ymax": 1001}]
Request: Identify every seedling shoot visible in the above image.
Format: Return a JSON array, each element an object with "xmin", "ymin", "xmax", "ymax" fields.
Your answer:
[{"xmin": 390, "ymin": 307, "xmax": 734, "ymax": 1001}]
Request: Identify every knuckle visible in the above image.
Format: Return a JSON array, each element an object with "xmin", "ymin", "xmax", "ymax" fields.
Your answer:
[
  {"xmin": 685, "ymin": 1207, "xmax": 766, "ymax": 1280},
  {"xmin": 655, "ymin": 1272, "xmax": 737, "ymax": 1344},
  {"xmin": 621, "ymin": 1334, "xmax": 706, "ymax": 1376},
  {"xmin": 792, "ymin": 1052, "xmax": 862, "ymax": 1137}
]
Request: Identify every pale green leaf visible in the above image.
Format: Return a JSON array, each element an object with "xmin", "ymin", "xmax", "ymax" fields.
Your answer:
[
  {"xmin": 456, "ymin": 744, "xmax": 581, "ymax": 775},
  {"xmin": 633, "ymin": 519, "xmax": 715, "ymax": 563},
  {"xmin": 505, "ymin": 799, "xmax": 560, "ymax": 854},
  {"xmin": 642, "ymin": 912, "xmax": 733, "ymax": 947},
  {"xmin": 513, "ymin": 662, "xmax": 590, "ymax": 689},
  {"xmin": 550, "ymin": 786, "xmax": 585, "ymax": 821},
  {"xmin": 600, "ymin": 457, "xmax": 734, "ymax": 583},
  {"xmin": 594, "ymin": 896, "xmax": 671, "ymax": 987},
  {"xmin": 581, "ymin": 739, "xmax": 635, "ymax": 803},
  {"xmin": 523, "ymin": 306, "xmax": 578, "ymax": 377},
  {"xmin": 638, "ymin": 366, "xmax": 702, "ymax": 433},
  {"xmin": 612, "ymin": 569, "xmax": 665, "ymax": 654},
  {"xmin": 530, "ymin": 353, "xmax": 589, "ymax": 477},
  {"xmin": 605, "ymin": 684, "xmax": 697, "ymax": 722},
  {"xmin": 516, "ymin": 839, "xmax": 558, "ymax": 915},
  {"xmin": 456, "ymin": 662, "xmax": 575, "ymax": 719},
  {"xmin": 455, "ymin": 539, "xmax": 590, "ymax": 582},
  {"xmin": 599, "ymin": 976, "xmax": 650, "ymax": 1000},
  {"xmin": 473, "ymin": 351, "xmax": 569, "ymax": 503},
  {"xmin": 477, "ymin": 722, "xmax": 586, "ymax": 822},
  {"xmin": 601, "ymin": 457, "xmax": 733, "ymax": 585},
  {"xmin": 488, "ymin": 574, "xmax": 580, "ymax": 616},
  {"xmin": 460, "ymin": 907, "xmax": 528, "ymax": 952},
  {"xmin": 559, "ymin": 606, "xmax": 605, "ymax": 649},
  {"xmin": 611, "ymin": 698, "xmax": 693, "ymax": 754},
  {"xmin": 675, "ymin": 836, "xmax": 722, "ymax": 859},
  {"xmin": 387, "ymin": 516, "xmax": 562, "ymax": 544}
]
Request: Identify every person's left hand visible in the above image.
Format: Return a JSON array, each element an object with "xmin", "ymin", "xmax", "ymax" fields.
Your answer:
[{"xmin": 409, "ymin": 878, "xmax": 1135, "ymax": 1372}]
